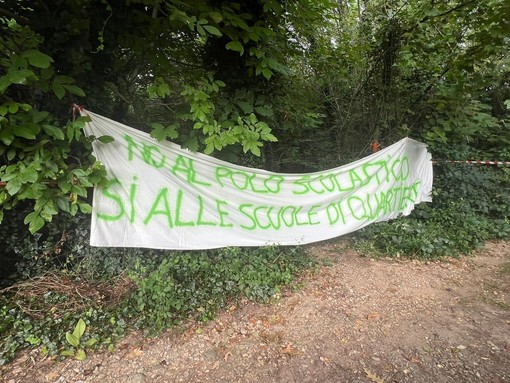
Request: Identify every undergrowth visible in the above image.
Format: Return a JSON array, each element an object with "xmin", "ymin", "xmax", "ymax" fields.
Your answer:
[
  {"xmin": 0, "ymin": 215, "xmax": 315, "ymax": 365},
  {"xmin": 354, "ymin": 164, "xmax": 510, "ymax": 258},
  {"xmin": 127, "ymin": 246, "xmax": 312, "ymax": 333}
]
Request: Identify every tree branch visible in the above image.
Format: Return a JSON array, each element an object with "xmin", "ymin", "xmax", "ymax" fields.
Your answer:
[{"xmin": 403, "ymin": 0, "xmax": 477, "ymax": 34}]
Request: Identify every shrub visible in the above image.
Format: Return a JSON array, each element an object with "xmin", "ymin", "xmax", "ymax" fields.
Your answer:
[
  {"xmin": 0, "ymin": 210, "xmax": 315, "ymax": 363},
  {"xmin": 354, "ymin": 164, "xmax": 510, "ymax": 258},
  {"xmin": 0, "ymin": 211, "xmax": 174, "ymax": 283},
  {"xmin": 128, "ymin": 246, "xmax": 314, "ymax": 333}
]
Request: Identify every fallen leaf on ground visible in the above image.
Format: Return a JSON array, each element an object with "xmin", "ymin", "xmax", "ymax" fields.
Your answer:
[
  {"xmin": 126, "ymin": 347, "xmax": 143, "ymax": 359},
  {"xmin": 45, "ymin": 371, "xmax": 60, "ymax": 382},
  {"xmin": 364, "ymin": 367, "xmax": 385, "ymax": 383},
  {"xmin": 280, "ymin": 344, "xmax": 301, "ymax": 356}
]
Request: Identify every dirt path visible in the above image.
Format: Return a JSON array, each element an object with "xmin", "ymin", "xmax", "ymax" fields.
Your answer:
[{"xmin": 2, "ymin": 241, "xmax": 510, "ymax": 383}]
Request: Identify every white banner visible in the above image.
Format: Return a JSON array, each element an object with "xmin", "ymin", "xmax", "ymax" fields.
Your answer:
[{"xmin": 83, "ymin": 110, "xmax": 433, "ymax": 249}]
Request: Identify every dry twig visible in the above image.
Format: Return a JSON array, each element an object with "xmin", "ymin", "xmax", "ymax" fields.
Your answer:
[{"xmin": 1, "ymin": 272, "xmax": 135, "ymax": 319}]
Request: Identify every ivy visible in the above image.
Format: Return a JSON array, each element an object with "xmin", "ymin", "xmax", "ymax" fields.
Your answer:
[
  {"xmin": 0, "ymin": 211, "xmax": 315, "ymax": 362},
  {"xmin": 355, "ymin": 165, "xmax": 510, "ymax": 258}
]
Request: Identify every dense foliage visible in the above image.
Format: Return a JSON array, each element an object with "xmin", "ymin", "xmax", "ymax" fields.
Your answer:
[
  {"xmin": 0, "ymin": 0, "xmax": 509, "ymax": 366},
  {"xmin": 355, "ymin": 165, "xmax": 510, "ymax": 258},
  {"xmin": 0, "ymin": 218, "xmax": 315, "ymax": 364},
  {"xmin": 1, "ymin": 0, "xmax": 509, "ymax": 229}
]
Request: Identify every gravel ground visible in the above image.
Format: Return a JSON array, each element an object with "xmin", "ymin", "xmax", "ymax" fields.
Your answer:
[{"xmin": 1, "ymin": 240, "xmax": 509, "ymax": 383}]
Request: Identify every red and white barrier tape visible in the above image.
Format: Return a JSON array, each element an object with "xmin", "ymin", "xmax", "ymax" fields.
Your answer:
[{"xmin": 433, "ymin": 160, "xmax": 510, "ymax": 166}]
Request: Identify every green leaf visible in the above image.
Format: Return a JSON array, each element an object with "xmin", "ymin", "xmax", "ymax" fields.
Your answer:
[
  {"xmin": 73, "ymin": 318, "xmax": 86, "ymax": 339},
  {"xmin": 67, "ymin": 125, "xmax": 74, "ymax": 142},
  {"xmin": 166, "ymin": 124, "xmax": 179, "ymax": 139},
  {"xmin": 32, "ymin": 111, "xmax": 49, "ymax": 123},
  {"xmin": 84, "ymin": 338, "xmax": 98, "ymax": 347},
  {"xmin": 0, "ymin": 77, "xmax": 10, "ymax": 93},
  {"xmin": 22, "ymin": 49, "xmax": 54, "ymax": 69},
  {"xmin": 21, "ymin": 169, "xmax": 38, "ymax": 183},
  {"xmin": 29, "ymin": 216, "xmax": 45, "ymax": 233},
  {"xmin": 225, "ymin": 41, "xmax": 244, "ymax": 55},
  {"xmin": 150, "ymin": 122, "xmax": 171, "ymax": 141},
  {"xmin": 262, "ymin": 133, "xmax": 278, "ymax": 142},
  {"xmin": 183, "ymin": 136, "xmax": 199, "ymax": 151},
  {"xmin": 64, "ymin": 85, "xmax": 86, "ymax": 97},
  {"xmin": 5, "ymin": 70, "xmax": 36, "ymax": 86},
  {"xmin": 56, "ymin": 197, "xmax": 70, "ymax": 212},
  {"xmin": 152, "ymin": 122, "xmax": 180, "ymax": 141},
  {"xmin": 25, "ymin": 335, "xmax": 41, "ymax": 346},
  {"xmin": 60, "ymin": 349, "xmax": 75, "ymax": 357},
  {"xmin": 237, "ymin": 101, "xmax": 253, "ymax": 114},
  {"xmin": 8, "ymin": 103, "xmax": 18, "ymax": 114},
  {"xmin": 261, "ymin": 68, "xmax": 272, "ymax": 79},
  {"xmin": 97, "ymin": 135, "xmax": 114, "ymax": 143},
  {"xmin": 250, "ymin": 144, "xmax": 261, "ymax": 156},
  {"xmin": 17, "ymin": 186, "xmax": 35, "ymax": 200},
  {"xmin": 66, "ymin": 332, "xmax": 80, "ymax": 347},
  {"xmin": 7, "ymin": 148, "xmax": 15, "ymax": 161},
  {"xmin": 52, "ymin": 83, "xmax": 65, "ymax": 99},
  {"xmin": 75, "ymin": 349, "xmax": 87, "ymax": 361},
  {"xmin": 255, "ymin": 106, "xmax": 273, "ymax": 117},
  {"xmin": 209, "ymin": 11, "xmax": 223, "ymax": 23},
  {"xmin": 43, "ymin": 200, "xmax": 58, "ymax": 215},
  {"xmin": 54, "ymin": 75, "xmax": 74, "ymax": 85},
  {"xmin": 204, "ymin": 142, "xmax": 214, "ymax": 154},
  {"xmin": 0, "ymin": 128, "xmax": 14, "ymax": 145},
  {"xmin": 204, "ymin": 25, "xmax": 222, "ymax": 36},
  {"xmin": 42, "ymin": 125, "xmax": 65, "ymax": 140},
  {"xmin": 40, "ymin": 208, "xmax": 54, "ymax": 222},
  {"xmin": 2, "ymin": 170, "xmax": 18, "ymax": 182},
  {"xmin": 72, "ymin": 185, "xmax": 88, "ymax": 197},
  {"xmin": 24, "ymin": 211, "xmax": 39, "ymax": 225},
  {"xmin": 78, "ymin": 202, "xmax": 92, "ymax": 214},
  {"xmin": 58, "ymin": 179, "xmax": 72, "ymax": 193},
  {"xmin": 13, "ymin": 125, "xmax": 38, "ymax": 139},
  {"xmin": 150, "ymin": 122, "xmax": 164, "ymax": 130},
  {"xmin": 20, "ymin": 103, "xmax": 32, "ymax": 112},
  {"xmin": 5, "ymin": 178, "xmax": 21, "ymax": 196}
]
